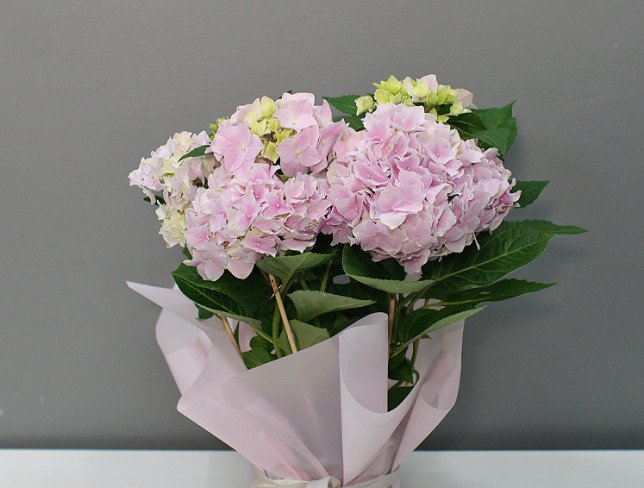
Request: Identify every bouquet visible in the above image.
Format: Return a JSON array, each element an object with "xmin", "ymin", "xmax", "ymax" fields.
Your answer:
[{"xmin": 128, "ymin": 74, "xmax": 585, "ymax": 487}]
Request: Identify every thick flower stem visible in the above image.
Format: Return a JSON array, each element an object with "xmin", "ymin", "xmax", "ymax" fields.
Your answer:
[
  {"xmin": 268, "ymin": 273, "xmax": 298, "ymax": 354},
  {"xmin": 219, "ymin": 314, "xmax": 242, "ymax": 357},
  {"xmin": 388, "ymin": 294, "xmax": 396, "ymax": 353},
  {"xmin": 272, "ymin": 304, "xmax": 284, "ymax": 358}
]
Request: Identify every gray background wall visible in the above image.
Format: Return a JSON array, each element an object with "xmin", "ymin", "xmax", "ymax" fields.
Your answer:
[{"xmin": 1, "ymin": 0, "xmax": 642, "ymax": 450}]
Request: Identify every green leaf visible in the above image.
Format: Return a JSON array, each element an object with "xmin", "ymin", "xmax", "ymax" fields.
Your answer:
[
  {"xmin": 388, "ymin": 356, "xmax": 416, "ymax": 383},
  {"xmin": 342, "ymin": 245, "xmax": 434, "ymax": 293},
  {"xmin": 197, "ymin": 306, "xmax": 215, "ymax": 320},
  {"xmin": 475, "ymin": 128, "xmax": 517, "ymax": 156},
  {"xmin": 424, "ymin": 220, "xmax": 581, "ymax": 294},
  {"xmin": 172, "ymin": 263, "xmax": 271, "ymax": 313},
  {"xmin": 172, "ymin": 274, "xmax": 261, "ymax": 327},
  {"xmin": 242, "ymin": 349, "xmax": 275, "ymax": 369},
  {"xmin": 338, "ymin": 115, "xmax": 364, "ymax": 131},
  {"xmin": 287, "ymin": 290, "xmax": 375, "ymax": 323},
  {"xmin": 324, "ymin": 95, "xmax": 360, "ymax": 115},
  {"xmin": 521, "ymin": 219, "xmax": 587, "ymax": 235},
  {"xmin": 513, "ymin": 180, "xmax": 549, "ymax": 207},
  {"xmin": 249, "ymin": 335, "xmax": 274, "ymax": 351},
  {"xmin": 388, "ymin": 386, "xmax": 414, "ymax": 410},
  {"xmin": 178, "ymin": 145, "xmax": 209, "ymax": 161},
  {"xmin": 171, "ymin": 263, "xmax": 272, "ymax": 335},
  {"xmin": 475, "ymin": 103, "xmax": 515, "ymax": 128},
  {"xmin": 433, "ymin": 279, "xmax": 554, "ymax": 307},
  {"xmin": 394, "ymin": 306, "xmax": 485, "ymax": 355},
  {"xmin": 278, "ymin": 319, "xmax": 330, "ymax": 354},
  {"xmin": 449, "ymin": 103, "xmax": 517, "ymax": 156},
  {"xmin": 257, "ymin": 253, "xmax": 334, "ymax": 285},
  {"xmin": 333, "ymin": 280, "xmax": 390, "ymax": 311},
  {"xmin": 388, "ymin": 349, "xmax": 408, "ymax": 370}
]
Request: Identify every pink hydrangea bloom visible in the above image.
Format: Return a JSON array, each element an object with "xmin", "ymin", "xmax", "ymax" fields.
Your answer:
[
  {"xmin": 184, "ymin": 164, "xmax": 330, "ymax": 281},
  {"xmin": 210, "ymin": 122, "xmax": 263, "ymax": 175},
  {"xmin": 274, "ymin": 93, "xmax": 345, "ymax": 176},
  {"xmin": 180, "ymin": 93, "xmax": 344, "ymax": 280},
  {"xmin": 274, "ymin": 94, "xmax": 319, "ymax": 132},
  {"xmin": 322, "ymin": 103, "xmax": 519, "ymax": 273}
]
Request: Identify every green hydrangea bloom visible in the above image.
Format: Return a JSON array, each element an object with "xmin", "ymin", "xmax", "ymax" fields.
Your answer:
[{"xmin": 363, "ymin": 75, "xmax": 473, "ymax": 122}]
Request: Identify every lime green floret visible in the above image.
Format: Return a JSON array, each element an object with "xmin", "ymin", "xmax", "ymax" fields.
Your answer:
[
  {"xmin": 208, "ymin": 97, "xmax": 294, "ymax": 163},
  {"xmin": 357, "ymin": 75, "xmax": 468, "ymax": 123}
]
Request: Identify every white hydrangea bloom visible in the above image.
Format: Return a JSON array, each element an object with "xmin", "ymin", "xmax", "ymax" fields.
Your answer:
[{"xmin": 129, "ymin": 131, "xmax": 215, "ymax": 247}]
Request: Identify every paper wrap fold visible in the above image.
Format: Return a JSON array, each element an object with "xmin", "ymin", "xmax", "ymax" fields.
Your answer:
[{"xmin": 128, "ymin": 282, "xmax": 464, "ymax": 487}]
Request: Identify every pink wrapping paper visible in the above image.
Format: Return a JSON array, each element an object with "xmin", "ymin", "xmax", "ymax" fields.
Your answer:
[{"xmin": 128, "ymin": 282, "xmax": 464, "ymax": 487}]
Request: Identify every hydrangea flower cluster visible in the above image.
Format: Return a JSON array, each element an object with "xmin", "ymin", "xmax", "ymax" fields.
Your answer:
[
  {"xmin": 355, "ymin": 75, "xmax": 474, "ymax": 123},
  {"xmin": 211, "ymin": 92, "xmax": 345, "ymax": 177},
  {"xmin": 322, "ymin": 103, "xmax": 519, "ymax": 274},
  {"xmin": 129, "ymin": 131, "xmax": 215, "ymax": 247},
  {"xmin": 184, "ymin": 164, "xmax": 330, "ymax": 281},
  {"xmin": 130, "ymin": 78, "xmax": 520, "ymax": 282},
  {"xmin": 182, "ymin": 92, "xmax": 344, "ymax": 280}
]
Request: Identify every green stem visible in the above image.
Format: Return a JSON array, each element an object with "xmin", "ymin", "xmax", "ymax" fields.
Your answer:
[
  {"xmin": 319, "ymin": 260, "xmax": 333, "ymax": 292},
  {"xmin": 233, "ymin": 320, "xmax": 240, "ymax": 344},
  {"xmin": 219, "ymin": 314, "xmax": 242, "ymax": 357},
  {"xmin": 297, "ymin": 274, "xmax": 309, "ymax": 290},
  {"xmin": 400, "ymin": 283, "xmax": 436, "ymax": 310},
  {"xmin": 279, "ymin": 276, "xmax": 294, "ymax": 296},
  {"xmin": 272, "ymin": 303, "xmax": 283, "ymax": 358},
  {"xmin": 269, "ymin": 273, "xmax": 298, "ymax": 354},
  {"xmin": 410, "ymin": 339, "xmax": 419, "ymax": 372}
]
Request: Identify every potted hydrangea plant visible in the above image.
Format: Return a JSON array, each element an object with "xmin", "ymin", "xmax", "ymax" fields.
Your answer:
[{"xmin": 128, "ymin": 74, "xmax": 585, "ymax": 488}]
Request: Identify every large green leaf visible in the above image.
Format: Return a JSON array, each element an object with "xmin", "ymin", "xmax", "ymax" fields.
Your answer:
[
  {"xmin": 178, "ymin": 144, "xmax": 210, "ymax": 161},
  {"xmin": 475, "ymin": 104, "xmax": 516, "ymax": 128},
  {"xmin": 287, "ymin": 290, "xmax": 375, "ymax": 323},
  {"xmin": 333, "ymin": 115, "xmax": 364, "ymax": 131},
  {"xmin": 171, "ymin": 263, "xmax": 272, "ymax": 336},
  {"xmin": 172, "ymin": 272, "xmax": 261, "ymax": 327},
  {"xmin": 257, "ymin": 253, "xmax": 334, "ymax": 285},
  {"xmin": 475, "ymin": 128, "xmax": 516, "ymax": 156},
  {"xmin": 249, "ymin": 335, "xmax": 274, "ymax": 351},
  {"xmin": 449, "ymin": 103, "xmax": 517, "ymax": 156},
  {"xmin": 432, "ymin": 279, "xmax": 554, "ymax": 307},
  {"xmin": 278, "ymin": 319, "xmax": 330, "ymax": 354},
  {"xmin": 242, "ymin": 349, "xmax": 275, "ymax": 369},
  {"xmin": 324, "ymin": 95, "xmax": 360, "ymax": 115},
  {"xmin": 513, "ymin": 180, "xmax": 549, "ymax": 207},
  {"xmin": 521, "ymin": 220, "xmax": 587, "ymax": 235},
  {"xmin": 172, "ymin": 263, "xmax": 271, "ymax": 313},
  {"xmin": 342, "ymin": 245, "xmax": 434, "ymax": 294},
  {"xmin": 393, "ymin": 306, "xmax": 485, "ymax": 355},
  {"xmin": 424, "ymin": 220, "xmax": 582, "ymax": 294},
  {"xmin": 333, "ymin": 280, "xmax": 390, "ymax": 311}
]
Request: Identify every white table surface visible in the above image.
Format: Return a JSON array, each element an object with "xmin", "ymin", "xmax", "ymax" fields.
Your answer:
[{"xmin": 0, "ymin": 449, "xmax": 642, "ymax": 487}]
